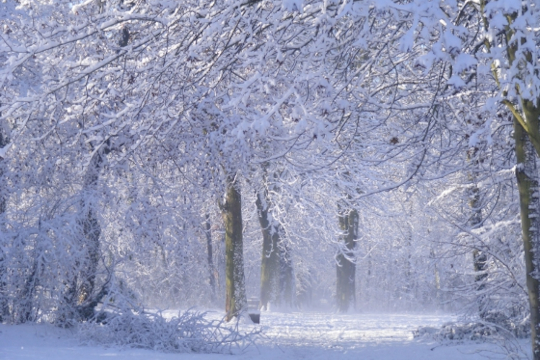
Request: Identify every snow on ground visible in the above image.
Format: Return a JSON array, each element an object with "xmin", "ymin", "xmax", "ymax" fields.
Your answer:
[{"xmin": 0, "ymin": 311, "xmax": 530, "ymax": 360}]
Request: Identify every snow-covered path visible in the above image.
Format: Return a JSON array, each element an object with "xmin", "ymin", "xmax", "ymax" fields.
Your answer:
[{"xmin": 0, "ymin": 312, "xmax": 527, "ymax": 359}]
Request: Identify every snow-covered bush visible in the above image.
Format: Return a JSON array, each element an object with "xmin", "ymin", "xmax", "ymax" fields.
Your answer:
[
  {"xmin": 414, "ymin": 318, "xmax": 529, "ymax": 343},
  {"xmin": 78, "ymin": 308, "xmax": 259, "ymax": 354}
]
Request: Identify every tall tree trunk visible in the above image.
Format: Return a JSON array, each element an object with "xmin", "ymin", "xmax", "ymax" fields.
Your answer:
[
  {"xmin": 481, "ymin": 7, "xmax": 540, "ymax": 355},
  {"xmin": 430, "ymin": 247, "xmax": 441, "ymax": 306},
  {"xmin": 18, "ymin": 262, "xmax": 37, "ymax": 323},
  {"xmin": 67, "ymin": 28, "xmax": 130, "ymax": 322},
  {"xmin": 467, "ymin": 147, "xmax": 488, "ymax": 318},
  {"xmin": 296, "ymin": 271, "xmax": 312, "ymax": 308},
  {"xmin": 205, "ymin": 214, "xmax": 216, "ymax": 304},
  {"xmin": 79, "ymin": 153, "xmax": 103, "ymax": 299},
  {"xmin": 222, "ymin": 176, "xmax": 247, "ymax": 321},
  {"xmin": 514, "ymin": 118, "xmax": 540, "ymax": 360},
  {"xmin": 0, "ymin": 129, "xmax": 8, "ymax": 322},
  {"xmin": 336, "ymin": 208, "xmax": 358, "ymax": 313},
  {"xmin": 63, "ymin": 147, "xmax": 108, "ymax": 323},
  {"xmin": 256, "ymin": 190, "xmax": 280, "ymax": 311},
  {"xmin": 279, "ymin": 241, "xmax": 295, "ymax": 308},
  {"xmin": 77, "ymin": 206, "xmax": 101, "ymax": 319}
]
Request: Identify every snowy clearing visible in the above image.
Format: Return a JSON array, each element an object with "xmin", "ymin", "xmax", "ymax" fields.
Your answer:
[{"xmin": 0, "ymin": 312, "xmax": 527, "ymax": 360}]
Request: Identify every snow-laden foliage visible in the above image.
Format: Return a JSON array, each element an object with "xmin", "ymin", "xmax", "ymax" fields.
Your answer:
[
  {"xmin": 2, "ymin": 0, "xmax": 540, "ymax": 356},
  {"xmin": 78, "ymin": 308, "xmax": 259, "ymax": 354}
]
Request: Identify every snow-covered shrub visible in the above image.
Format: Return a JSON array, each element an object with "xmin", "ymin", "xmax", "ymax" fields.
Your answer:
[
  {"xmin": 78, "ymin": 308, "xmax": 259, "ymax": 354},
  {"xmin": 414, "ymin": 318, "xmax": 529, "ymax": 342}
]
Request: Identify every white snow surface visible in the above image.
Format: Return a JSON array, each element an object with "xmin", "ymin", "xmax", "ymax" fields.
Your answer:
[{"xmin": 0, "ymin": 311, "xmax": 528, "ymax": 359}]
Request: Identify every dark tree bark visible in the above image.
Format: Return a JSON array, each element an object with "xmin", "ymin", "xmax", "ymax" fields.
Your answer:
[
  {"xmin": 467, "ymin": 147, "xmax": 488, "ymax": 318},
  {"xmin": 514, "ymin": 118, "xmax": 540, "ymax": 359},
  {"xmin": 256, "ymin": 190, "xmax": 280, "ymax": 311},
  {"xmin": 0, "ymin": 129, "xmax": 8, "ymax": 322},
  {"xmin": 222, "ymin": 175, "xmax": 247, "ymax": 321}
]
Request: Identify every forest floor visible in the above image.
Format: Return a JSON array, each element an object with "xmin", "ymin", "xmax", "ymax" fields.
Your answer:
[{"xmin": 0, "ymin": 311, "xmax": 529, "ymax": 360}]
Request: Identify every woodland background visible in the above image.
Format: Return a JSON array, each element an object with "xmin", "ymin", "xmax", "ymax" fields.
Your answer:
[{"xmin": 1, "ymin": 0, "xmax": 539, "ymax": 357}]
